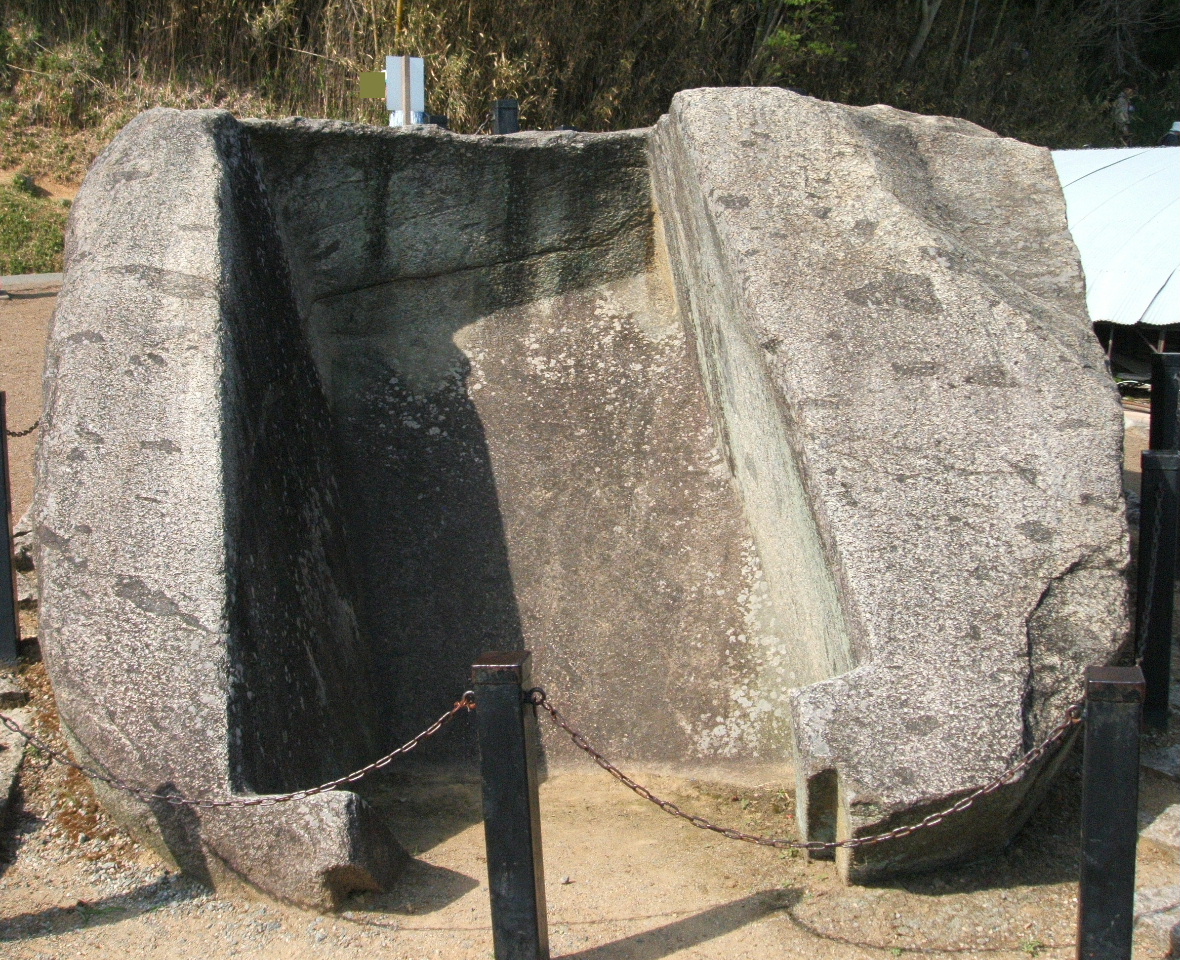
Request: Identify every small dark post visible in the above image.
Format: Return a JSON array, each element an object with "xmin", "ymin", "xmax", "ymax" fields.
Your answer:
[
  {"xmin": 473, "ymin": 651, "xmax": 549, "ymax": 960},
  {"xmin": 1138, "ymin": 450, "xmax": 1179, "ymax": 728},
  {"xmin": 1076, "ymin": 665, "xmax": 1145, "ymax": 960},
  {"xmin": 494, "ymin": 99, "xmax": 520, "ymax": 134},
  {"xmin": 1150, "ymin": 353, "xmax": 1180, "ymax": 451},
  {"xmin": 0, "ymin": 393, "xmax": 18, "ymax": 664}
]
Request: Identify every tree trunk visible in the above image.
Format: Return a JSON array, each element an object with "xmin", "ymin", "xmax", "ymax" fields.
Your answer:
[
  {"xmin": 903, "ymin": 0, "xmax": 945, "ymax": 74},
  {"xmin": 988, "ymin": 0, "xmax": 1011, "ymax": 53},
  {"xmin": 963, "ymin": 0, "xmax": 980, "ymax": 68}
]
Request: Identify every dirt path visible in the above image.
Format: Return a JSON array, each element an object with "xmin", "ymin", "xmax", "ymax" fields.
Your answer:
[
  {"xmin": 0, "ymin": 171, "xmax": 80, "ymax": 204},
  {"xmin": 0, "ymin": 291, "xmax": 1176, "ymax": 957},
  {"xmin": 0, "ymin": 284, "xmax": 54, "ymax": 520}
]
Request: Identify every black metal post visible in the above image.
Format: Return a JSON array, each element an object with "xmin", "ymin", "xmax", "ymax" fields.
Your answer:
[
  {"xmin": 1151, "ymin": 353, "xmax": 1180, "ymax": 451},
  {"xmin": 473, "ymin": 651, "xmax": 549, "ymax": 960},
  {"xmin": 1138, "ymin": 450, "xmax": 1179, "ymax": 728},
  {"xmin": 493, "ymin": 99, "xmax": 520, "ymax": 134},
  {"xmin": 1076, "ymin": 665, "xmax": 1144, "ymax": 960},
  {"xmin": 0, "ymin": 393, "xmax": 19, "ymax": 664}
]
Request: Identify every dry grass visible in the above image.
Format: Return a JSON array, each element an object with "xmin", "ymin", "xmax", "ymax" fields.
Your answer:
[{"xmin": 2, "ymin": 0, "xmax": 1170, "ymax": 187}]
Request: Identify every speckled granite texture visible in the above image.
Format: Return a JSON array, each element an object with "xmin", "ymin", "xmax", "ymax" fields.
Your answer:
[
  {"xmin": 651, "ymin": 87, "xmax": 1128, "ymax": 878},
  {"xmin": 37, "ymin": 90, "xmax": 1128, "ymax": 900}
]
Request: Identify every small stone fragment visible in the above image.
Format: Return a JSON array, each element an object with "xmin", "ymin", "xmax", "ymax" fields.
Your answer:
[
  {"xmin": 12, "ymin": 508, "xmax": 37, "ymax": 609},
  {"xmin": 1135, "ymin": 885, "xmax": 1180, "ymax": 934},
  {"xmin": 1143, "ymin": 745, "xmax": 1180, "ymax": 780},
  {"xmin": 1141, "ymin": 804, "xmax": 1180, "ymax": 861}
]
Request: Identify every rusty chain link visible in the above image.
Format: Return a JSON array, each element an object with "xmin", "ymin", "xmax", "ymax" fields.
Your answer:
[
  {"xmin": 2, "ymin": 683, "xmax": 1085, "ymax": 847},
  {"xmin": 0, "ymin": 692, "xmax": 475, "ymax": 808},
  {"xmin": 528, "ymin": 688, "xmax": 1085, "ymax": 851},
  {"xmin": 6, "ymin": 418, "xmax": 39, "ymax": 438}
]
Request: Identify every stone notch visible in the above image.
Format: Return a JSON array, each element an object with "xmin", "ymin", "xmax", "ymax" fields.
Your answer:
[
  {"xmin": 36, "ymin": 108, "xmax": 405, "ymax": 908},
  {"xmin": 651, "ymin": 88, "xmax": 1129, "ymax": 878}
]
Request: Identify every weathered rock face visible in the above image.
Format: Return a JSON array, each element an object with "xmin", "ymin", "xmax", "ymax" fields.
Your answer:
[
  {"xmin": 651, "ymin": 88, "xmax": 1128, "ymax": 878},
  {"xmin": 38, "ymin": 107, "xmax": 790, "ymax": 906},
  {"xmin": 38, "ymin": 109, "xmax": 404, "ymax": 908},
  {"xmin": 238, "ymin": 118, "xmax": 786, "ymax": 769},
  {"xmin": 37, "ymin": 90, "xmax": 1127, "ymax": 902}
]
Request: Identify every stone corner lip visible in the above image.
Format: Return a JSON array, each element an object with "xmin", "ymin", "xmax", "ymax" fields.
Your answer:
[
  {"xmin": 238, "ymin": 113, "xmax": 653, "ymax": 147},
  {"xmin": 1, "ymin": 272, "xmax": 63, "ymax": 291}
]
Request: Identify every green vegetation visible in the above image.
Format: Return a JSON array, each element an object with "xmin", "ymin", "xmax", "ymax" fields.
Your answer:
[
  {"xmin": 0, "ymin": 173, "xmax": 66, "ymax": 274},
  {"xmin": 0, "ymin": 0, "xmax": 1177, "ymax": 183}
]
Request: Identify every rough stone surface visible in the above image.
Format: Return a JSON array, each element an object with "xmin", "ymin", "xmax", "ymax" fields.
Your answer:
[
  {"xmin": 1142, "ymin": 803, "xmax": 1180, "ymax": 861},
  {"xmin": 12, "ymin": 507, "xmax": 37, "ymax": 608},
  {"xmin": 39, "ymin": 107, "xmax": 788, "ymax": 905},
  {"xmin": 0, "ymin": 706, "xmax": 28, "ymax": 823},
  {"xmin": 1138, "ymin": 885, "xmax": 1180, "ymax": 936},
  {"xmin": 38, "ymin": 108, "xmax": 405, "ymax": 909},
  {"xmin": 650, "ymin": 88, "xmax": 1127, "ymax": 879},
  {"xmin": 39, "ymin": 91, "xmax": 1128, "ymax": 898},
  {"xmin": 243, "ymin": 118, "xmax": 791, "ymax": 768}
]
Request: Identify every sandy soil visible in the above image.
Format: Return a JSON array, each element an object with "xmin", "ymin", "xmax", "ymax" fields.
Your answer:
[
  {"xmin": 1127, "ymin": 409, "xmax": 1151, "ymax": 500},
  {"xmin": 0, "ymin": 290, "xmax": 1176, "ymax": 958}
]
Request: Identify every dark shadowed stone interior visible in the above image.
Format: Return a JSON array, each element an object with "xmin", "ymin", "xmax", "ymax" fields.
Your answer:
[{"xmin": 242, "ymin": 119, "xmax": 798, "ymax": 770}]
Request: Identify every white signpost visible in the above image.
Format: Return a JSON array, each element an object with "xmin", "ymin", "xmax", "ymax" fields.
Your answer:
[{"xmin": 386, "ymin": 55, "xmax": 426, "ymax": 127}]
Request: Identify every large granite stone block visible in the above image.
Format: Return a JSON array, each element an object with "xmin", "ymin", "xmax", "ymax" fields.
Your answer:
[
  {"xmin": 37, "ymin": 108, "xmax": 404, "ymax": 908},
  {"xmin": 650, "ymin": 88, "xmax": 1128, "ymax": 878},
  {"xmin": 37, "ymin": 90, "xmax": 1128, "ymax": 900}
]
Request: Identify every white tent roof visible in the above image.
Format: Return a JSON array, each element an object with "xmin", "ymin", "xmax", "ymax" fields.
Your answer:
[{"xmin": 1052, "ymin": 147, "xmax": 1178, "ymax": 326}]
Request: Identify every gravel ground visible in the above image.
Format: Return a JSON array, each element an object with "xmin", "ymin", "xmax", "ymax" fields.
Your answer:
[{"xmin": 1, "ymin": 652, "xmax": 1178, "ymax": 959}]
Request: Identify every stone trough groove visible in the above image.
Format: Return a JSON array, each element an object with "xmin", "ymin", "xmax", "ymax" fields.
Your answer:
[{"xmin": 36, "ymin": 90, "xmax": 1127, "ymax": 904}]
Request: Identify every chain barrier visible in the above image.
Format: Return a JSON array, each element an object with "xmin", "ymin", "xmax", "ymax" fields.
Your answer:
[
  {"xmin": 527, "ymin": 688, "xmax": 1085, "ymax": 852},
  {"xmin": 1, "ymin": 682, "xmax": 1084, "ymax": 846},
  {"xmin": 0, "ymin": 692, "xmax": 475, "ymax": 808},
  {"xmin": 6, "ymin": 418, "xmax": 39, "ymax": 438}
]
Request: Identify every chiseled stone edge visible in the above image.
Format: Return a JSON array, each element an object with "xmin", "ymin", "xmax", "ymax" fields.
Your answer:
[
  {"xmin": 36, "ymin": 108, "xmax": 403, "ymax": 908},
  {"xmin": 651, "ymin": 87, "xmax": 1128, "ymax": 879}
]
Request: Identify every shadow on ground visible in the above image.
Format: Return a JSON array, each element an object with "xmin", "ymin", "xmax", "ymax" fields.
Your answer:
[
  {"xmin": 0, "ymin": 290, "xmax": 58, "ymax": 300},
  {"xmin": 0, "ymin": 875, "xmax": 202, "ymax": 942},
  {"xmin": 342, "ymin": 890, "xmax": 800, "ymax": 959},
  {"xmin": 781, "ymin": 911, "xmax": 1072, "ymax": 957},
  {"xmin": 887, "ymin": 743, "xmax": 1085, "ymax": 898},
  {"xmin": 361, "ymin": 762, "xmax": 485, "ymax": 857},
  {"xmin": 556, "ymin": 890, "xmax": 801, "ymax": 959},
  {"xmin": 345, "ymin": 857, "xmax": 480, "ymax": 918}
]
